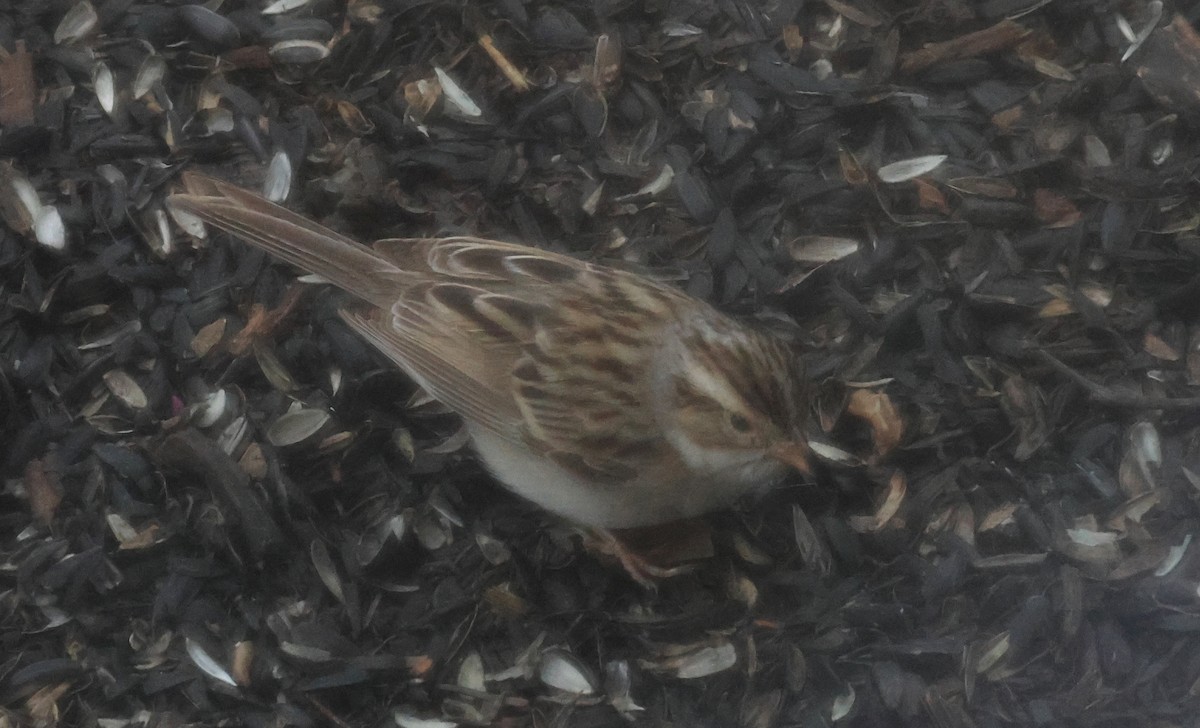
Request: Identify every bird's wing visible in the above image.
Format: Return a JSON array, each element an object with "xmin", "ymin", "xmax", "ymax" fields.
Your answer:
[
  {"xmin": 372, "ymin": 237, "xmax": 690, "ymax": 483},
  {"xmin": 339, "ymin": 305, "xmax": 524, "ymax": 439},
  {"xmin": 170, "ymin": 175, "xmax": 686, "ymax": 478}
]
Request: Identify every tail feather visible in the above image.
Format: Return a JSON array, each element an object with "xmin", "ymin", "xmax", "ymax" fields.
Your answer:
[{"xmin": 167, "ymin": 172, "xmax": 400, "ymax": 308}]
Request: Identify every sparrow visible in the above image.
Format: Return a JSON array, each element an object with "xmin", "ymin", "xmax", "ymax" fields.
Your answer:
[{"xmin": 167, "ymin": 172, "xmax": 812, "ymax": 581}]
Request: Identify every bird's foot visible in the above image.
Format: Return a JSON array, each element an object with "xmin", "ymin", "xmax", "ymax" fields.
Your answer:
[{"xmin": 581, "ymin": 520, "xmax": 712, "ymax": 589}]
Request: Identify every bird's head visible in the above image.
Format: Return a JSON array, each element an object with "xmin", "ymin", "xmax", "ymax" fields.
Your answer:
[{"xmin": 654, "ymin": 319, "xmax": 812, "ymax": 482}]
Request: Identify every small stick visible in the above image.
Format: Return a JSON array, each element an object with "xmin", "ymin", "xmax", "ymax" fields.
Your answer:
[
  {"xmin": 900, "ymin": 19, "xmax": 1031, "ymax": 74},
  {"xmin": 478, "ymin": 34, "xmax": 530, "ymax": 93},
  {"xmin": 1037, "ymin": 350, "xmax": 1200, "ymax": 410}
]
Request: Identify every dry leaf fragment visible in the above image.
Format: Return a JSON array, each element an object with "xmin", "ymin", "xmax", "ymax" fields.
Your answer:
[
  {"xmin": 1143, "ymin": 331, "xmax": 1180, "ymax": 361},
  {"xmin": 231, "ymin": 641, "xmax": 255, "ymax": 687},
  {"xmin": 991, "ymin": 105, "xmax": 1024, "ymax": 131},
  {"xmin": 107, "ymin": 513, "xmax": 163, "ymax": 549},
  {"xmin": 1024, "ymin": 54, "xmax": 1076, "ymax": 81},
  {"xmin": 191, "ymin": 318, "xmax": 227, "ymax": 357},
  {"xmin": 103, "ymin": 370, "xmax": 149, "ymax": 410},
  {"xmin": 947, "ymin": 176, "xmax": 1019, "ymax": 198},
  {"xmin": 914, "ymin": 178, "xmax": 949, "ymax": 213},
  {"xmin": 227, "ymin": 285, "xmax": 307, "ymax": 355},
  {"xmin": 1033, "ymin": 189, "xmax": 1081, "ymax": 228},
  {"xmin": 25, "ymin": 457, "xmax": 62, "ymax": 527},
  {"xmin": 0, "ymin": 41, "xmax": 36, "ymax": 126},
  {"xmin": 1037, "ymin": 297, "xmax": 1074, "ymax": 318},
  {"xmin": 483, "ymin": 583, "xmax": 529, "ymax": 618},
  {"xmin": 782, "ymin": 24, "xmax": 804, "ymax": 61},
  {"xmin": 846, "ymin": 388, "xmax": 904, "ymax": 459},
  {"xmin": 979, "ymin": 503, "xmax": 1018, "ymax": 533},
  {"xmin": 663, "ymin": 642, "xmax": 738, "ymax": 679},
  {"xmin": 839, "ymin": 148, "xmax": 869, "ymax": 185},
  {"xmin": 26, "ymin": 681, "xmax": 71, "ymax": 724}
]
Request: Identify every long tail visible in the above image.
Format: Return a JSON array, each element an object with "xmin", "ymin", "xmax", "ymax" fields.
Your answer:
[{"xmin": 167, "ymin": 172, "xmax": 400, "ymax": 308}]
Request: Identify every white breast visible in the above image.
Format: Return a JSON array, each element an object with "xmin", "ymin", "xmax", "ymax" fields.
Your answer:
[{"xmin": 467, "ymin": 426, "xmax": 783, "ymax": 528}]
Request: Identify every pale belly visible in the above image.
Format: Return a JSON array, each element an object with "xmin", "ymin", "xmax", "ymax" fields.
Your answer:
[{"xmin": 468, "ymin": 427, "xmax": 784, "ymax": 528}]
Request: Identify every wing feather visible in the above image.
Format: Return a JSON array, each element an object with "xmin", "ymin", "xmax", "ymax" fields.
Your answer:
[
  {"xmin": 340, "ymin": 308, "xmax": 523, "ymax": 439},
  {"xmin": 169, "ymin": 174, "xmax": 705, "ymax": 487}
]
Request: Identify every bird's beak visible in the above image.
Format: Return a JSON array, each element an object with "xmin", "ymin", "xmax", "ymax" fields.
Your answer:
[{"xmin": 769, "ymin": 440, "xmax": 812, "ymax": 476}]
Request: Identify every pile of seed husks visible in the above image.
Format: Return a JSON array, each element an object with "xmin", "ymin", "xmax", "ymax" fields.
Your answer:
[{"xmin": 3, "ymin": 0, "xmax": 1200, "ymax": 725}]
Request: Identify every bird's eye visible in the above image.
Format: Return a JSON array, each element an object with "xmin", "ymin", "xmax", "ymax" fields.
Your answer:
[{"xmin": 728, "ymin": 413, "xmax": 752, "ymax": 433}]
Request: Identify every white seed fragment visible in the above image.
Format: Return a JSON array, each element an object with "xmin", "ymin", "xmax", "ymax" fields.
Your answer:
[
  {"xmin": 392, "ymin": 711, "xmax": 457, "ymax": 728},
  {"xmin": 264, "ymin": 150, "xmax": 293, "ymax": 202},
  {"xmin": 458, "ymin": 652, "xmax": 486, "ymax": 692},
  {"xmin": 830, "ymin": 683, "xmax": 856, "ymax": 721},
  {"xmin": 434, "ymin": 67, "xmax": 482, "ymax": 118},
  {"xmin": 262, "ymin": 0, "xmax": 314, "ymax": 14},
  {"xmin": 34, "ymin": 205, "xmax": 67, "ymax": 250},
  {"xmin": 538, "ymin": 648, "xmax": 597, "ymax": 695},
  {"xmin": 269, "ymin": 39, "xmax": 331, "ymax": 64},
  {"xmin": 877, "ymin": 154, "xmax": 948, "ymax": 183},
  {"xmin": 673, "ymin": 642, "xmax": 736, "ymax": 679},
  {"xmin": 186, "ymin": 638, "xmax": 237, "ymax": 687},
  {"xmin": 103, "ymin": 370, "xmax": 148, "ymax": 410},
  {"xmin": 267, "ymin": 408, "xmax": 331, "ymax": 447},
  {"xmin": 134, "ymin": 55, "xmax": 167, "ymax": 99},
  {"xmin": 55, "ymin": 1, "xmax": 99, "ymax": 45},
  {"xmin": 92, "ymin": 61, "xmax": 117, "ymax": 116},
  {"xmin": 1155, "ymin": 533, "xmax": 1192, "ymax": 577}
]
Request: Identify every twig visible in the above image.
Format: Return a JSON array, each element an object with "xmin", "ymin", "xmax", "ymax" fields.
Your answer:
[
  {"xmin": 303, "ymin": 694, "xmax": 355, "ymax": 728},
  {"xmin": 478, "ymin": 34, "xmax": 530, "ymax": 92},
  {"xmin": 1036, "ymin": 350, "xmax": 1200, "ymax": 410},
  {"xmin": 900, "ymin": 19, "xmax": 1031, "ymax": 74}
]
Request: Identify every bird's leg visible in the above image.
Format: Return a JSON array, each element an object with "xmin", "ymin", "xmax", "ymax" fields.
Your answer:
[{"xmin": 581, "ymin": 520, "xmax": 711, "ymax": 588}]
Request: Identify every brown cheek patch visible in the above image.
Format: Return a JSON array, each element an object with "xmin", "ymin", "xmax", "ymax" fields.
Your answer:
[
  {"xmin": 687, "ymin": 333, "xmax": 799, "ymax": 432},
  {"xmin": 675, "ymin": 403, "xmax": 725, "ymax": 448}
]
